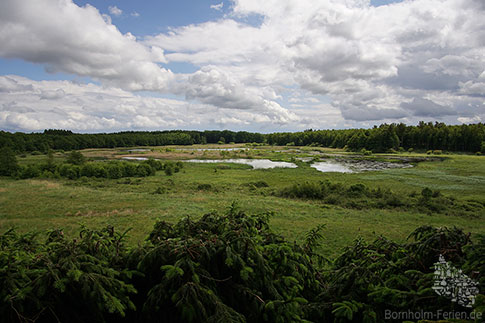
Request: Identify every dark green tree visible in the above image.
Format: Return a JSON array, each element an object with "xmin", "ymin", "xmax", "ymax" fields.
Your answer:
[
  {"xmin": 66, "ymin": 151, "xmax": 86, "ymax": 165},
  {"xmin": 0, "ymin": 146, "xmax": 19, "ymax": 176}
]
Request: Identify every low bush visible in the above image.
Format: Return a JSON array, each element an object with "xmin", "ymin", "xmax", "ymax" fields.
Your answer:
[
  {"xmin": 279, "ymin": 181, "xmax": 483, "ymax": 216},
  {"xmin": 196, "ymin": 183, "xmax": 213, "ymax": 191}
]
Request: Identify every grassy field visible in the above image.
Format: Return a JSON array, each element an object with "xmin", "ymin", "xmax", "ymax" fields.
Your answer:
[{"xmin": 1, "ymin": 145, "xmax": 484, "ymax": 258}]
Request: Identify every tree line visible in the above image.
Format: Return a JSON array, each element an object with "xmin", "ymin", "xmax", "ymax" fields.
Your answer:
[
  {"xmin": 1, "ymin": 122, "xmax": 484, "ymax": 153},
  {"xmin": 267, "ymin": 122, "xmax": 485, "ymax": 153},
  {"xmin": 0, "ymin": 129, "xmax": 265, "ymax": 153}
]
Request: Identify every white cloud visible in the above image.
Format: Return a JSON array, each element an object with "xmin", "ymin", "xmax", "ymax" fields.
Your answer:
[
  {"xmin": 131, "ymin": 12, "xmax": 140, "ymax": 18},
  {"xmin": 0, "ymin": 0, "xmax": 171, "ymax": 92},
  {"xmin": 210, "ymin": 2, "xmax": 224, "ymax": 11},
  {"xmin": 1, "ymin": 0, "xmax": 485, "ymax": 131},
  {"xmin": 0, "ymin": 75, "xmax": 301, "ymax": 132},
  {"xmin": 108, "ymin": 6, "xmax": 123, "ymax": 16}
]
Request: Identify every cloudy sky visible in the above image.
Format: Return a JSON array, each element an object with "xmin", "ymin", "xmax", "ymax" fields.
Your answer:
[{"xmin": 0, "ymin": 0, "xmax": 484, "ymax": 133}]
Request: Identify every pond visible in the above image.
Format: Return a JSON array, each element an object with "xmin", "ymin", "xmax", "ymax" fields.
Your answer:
[
  {"xmin": 311, "ymin": 159, "xmax": 413, "ymax": 173},
  {"xmin": 176, "ymin": 148, "xmax": 248, "ymax": 151},
  {"xmin": 121, "ymin": 156, "xmax": 149, "ymax": 161},
  {"xmin": 311, "ymin": 161, "xmax": 354, "ymax": 173},
  {"xmin": 184, "ymin": 159, "xmax": 297, "ymax": 169}
]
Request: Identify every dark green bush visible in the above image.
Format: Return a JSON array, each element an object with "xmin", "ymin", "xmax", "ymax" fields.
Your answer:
[
  {"xmin": 164, "ymin": 164, "xmax": 174, "ymax": 176},
  {"xmin": 18, "ymin": 165, "xmax": 42, "ymax": 179},
  {"xmin": 106, "ymin": 163, "xmax": 123, "ymax": 179},
  {"xmin": 0, "ymin": 226, "xmax": 135, "ymax": 322},
  {"xmin": 197, "ymin": 183, "xmax": 213, "ymax": 191},
  {"xmin": 136, "ymin": 164, "xmax": 155, "ymax": 177},
  {"xmin": 66, "ymin": 151, "xmax": 86, "ymax": 165}
]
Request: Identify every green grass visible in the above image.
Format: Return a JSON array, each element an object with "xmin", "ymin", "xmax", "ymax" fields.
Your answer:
[{"xmin": 1, "ymin": 146, "xmax": 484, "ymax": 258}]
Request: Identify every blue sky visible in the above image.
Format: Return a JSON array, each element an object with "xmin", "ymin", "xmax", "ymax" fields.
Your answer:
[{"xmin": 0, "ymin": 0, "xmax": 483, "ymax": 133}]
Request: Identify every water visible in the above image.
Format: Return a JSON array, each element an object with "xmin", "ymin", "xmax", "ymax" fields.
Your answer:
[
  {"xmin": 311, "ymin": 161, "xmax": 354, "ymax": 173},
  {"xmin": 121, "ymin": 156, "xmax": 149, "ymax": 161},
  {"xmin": 311, "ymin": 159, "xmax": 413, "ymax": 173},
  {"xmin": 176, "ymin": 148, "xmax": 248, "ymax": 151},
  {"xmin": 184, "ymin": 159, "xmax": 297, "ymax": 169}
]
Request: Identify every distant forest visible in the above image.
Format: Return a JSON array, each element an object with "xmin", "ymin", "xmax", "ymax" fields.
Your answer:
[{"xmin": 1, "ymin": 122, "xmax": 484, "ymax": 153}]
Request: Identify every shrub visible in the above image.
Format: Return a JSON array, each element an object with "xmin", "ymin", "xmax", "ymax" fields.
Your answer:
[
  {"xmin": 144, "ymin": 158, "xmax": 163, "ymax": 171},
  {"xmin": 0, "ymin": 226, "xmax": 135, "ymax": 322},
  {"xmin": 196, "ymin": 183, "xmax": 212, "ymax": 191},
  {"xmin": 80, "ymin": 163, "xmax": 97, "ymax": 177},
  {"xmin": 134, "ymin": 208, "xmax": 324, "ymax": 322},
  {"xmin": 58, "ymin": 164, "xmax": 80, "ymax": 179},
  {"xmin": 18, "ymin": 165, "xmax": 42, "ymax": 179},
  {"xmin": 122, "ymin": 162, "xmax": 137, "ymax": 177},
  {"xmin": 136, "ymin": 164, "xmax": 154, "ymax": 177},
  {"xmin": 164, "ymin": 165, "xmax": 174, "ymax": 176},
  {"xmin": 94, "ymin": 164, "xmax": 108, "ymax": 178},
  {"xmin": 153, "ymin": 186, "xmax": 167, "ymax": 194},
  {"xmin": 106, "ymin": 163, "xmax": 123, "ymax": 179},
  {"xmin": 347, "ymin": 183, "xmax": 368, "ymax": 197},
  {"xmin": 280, "ymin": 181, "xmax": 326, "ymax": 199},
  {"xmin": 66, "ymin": 151, "xmax": 86, "ymax": 165}
]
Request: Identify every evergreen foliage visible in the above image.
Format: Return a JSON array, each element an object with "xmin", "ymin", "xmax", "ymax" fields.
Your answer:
[{"xmin": 1, "ymin": 208, "xmax": 483, "ymax": 322}]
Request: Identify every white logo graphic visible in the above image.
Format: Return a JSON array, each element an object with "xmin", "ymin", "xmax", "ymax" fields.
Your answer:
[{"xmin": 432, "ymin": 254, "xmax": 479, "ymax": 308}]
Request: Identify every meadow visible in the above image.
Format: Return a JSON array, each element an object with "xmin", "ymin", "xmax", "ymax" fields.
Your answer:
[{"xmin": 1, "ymin": 144, "xmax": 484, "ymax": 258}]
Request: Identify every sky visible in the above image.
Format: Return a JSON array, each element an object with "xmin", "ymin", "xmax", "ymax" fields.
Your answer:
[{"xmin": 0, "ymin": 0, "xmax": 484, "ymax": 133}]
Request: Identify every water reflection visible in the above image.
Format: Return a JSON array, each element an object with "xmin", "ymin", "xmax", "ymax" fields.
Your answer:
[{"xmin": 185, "ymin": 159, "xmax": 297, "ymax": 169}]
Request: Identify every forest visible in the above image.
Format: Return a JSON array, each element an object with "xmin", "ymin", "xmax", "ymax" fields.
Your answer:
[{"xmin": 1, "ymin": 122, "xmax": 484, "ymax": 154}]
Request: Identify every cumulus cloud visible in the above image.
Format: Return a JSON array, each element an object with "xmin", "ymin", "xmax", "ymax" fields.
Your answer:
[
  {"xmin": 0, "ymin": 76, "xmax": 34, "ymax": 93},
  {"xmin": 147, "ymin": 0, "xmax": 485, "ymax": 125},
  {"xmin": 210, "ymin": 2, "xmax": 224, "ymax": 11},
  {"xmin": 0, "ymin": 75, "xmax": 301, "ymax": 132},
  {"xmin": 401, "ymin": 98, "xmax": 456, "ymax": 118},
  {"xmin": 108, "ymin": 6, "xmax": 123, "ymax": 16},
  {"xmin": 173, "ymin": 66, "xmax": 299, "ymax": 124},
  {"xmin": 1, "ymin": 0, "xmax": 485, "ymax": 132},
  {"xmin": 0, "ymin": 0, "xmax": 171, "ymax": 91}
]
